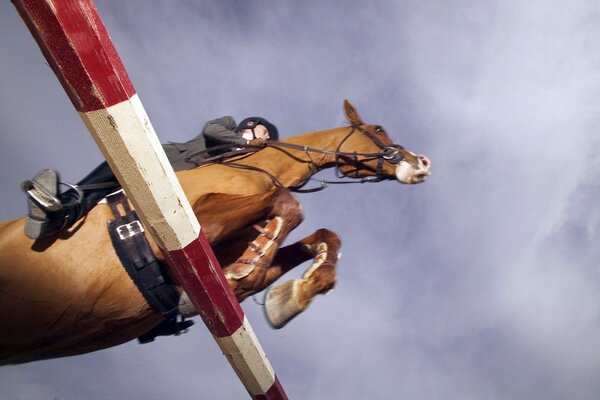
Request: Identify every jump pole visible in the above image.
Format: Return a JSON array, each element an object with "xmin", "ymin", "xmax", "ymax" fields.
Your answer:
[{"xmin": 12, "ymin": 1, "xmax": 288, "ymax": 399}]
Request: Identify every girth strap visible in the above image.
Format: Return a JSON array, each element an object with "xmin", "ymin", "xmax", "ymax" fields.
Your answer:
[{"xmin": 106, "ymin": 190, "xmax": 187, "ymax": 340}]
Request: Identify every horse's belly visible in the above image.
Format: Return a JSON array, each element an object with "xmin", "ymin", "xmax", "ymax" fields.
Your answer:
[{"xmin": 0, "ymin": 217, "xmax": 157, "ymax": 364}]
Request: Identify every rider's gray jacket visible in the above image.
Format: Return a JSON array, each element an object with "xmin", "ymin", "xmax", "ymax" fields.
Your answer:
[{"xmin": 163, "ymin": 116, "xmax": 245, "ymax": 171}]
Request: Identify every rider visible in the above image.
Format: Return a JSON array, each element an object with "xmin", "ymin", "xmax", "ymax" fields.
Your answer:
[{"xmin": 21, "ymin": 116, "xmax": 278, "ymax": 240}]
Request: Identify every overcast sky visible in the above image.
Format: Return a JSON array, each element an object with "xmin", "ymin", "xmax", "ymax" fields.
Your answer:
[{"xmin": 2, "ymin": 1, "xmax": 600, "ymax": 399}]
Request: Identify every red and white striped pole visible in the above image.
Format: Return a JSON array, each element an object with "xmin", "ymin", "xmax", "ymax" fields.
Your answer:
[{"xmin": 12, "ymin": 1, "xmax": 288, "ymax": 399}]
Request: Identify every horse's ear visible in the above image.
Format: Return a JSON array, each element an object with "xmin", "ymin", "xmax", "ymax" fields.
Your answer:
[{"xmin": 343, "ymin": 99, "xmax": 363, "ymax": 125}]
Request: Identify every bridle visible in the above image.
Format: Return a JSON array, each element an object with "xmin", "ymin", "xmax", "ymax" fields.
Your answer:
[
  {"xmin": 332, "ymin": 124, "xmax": 405, "ymax": 181},
  {"xmin": 186, "ymin": 125, "xmax": 407, "ymax": 193}
]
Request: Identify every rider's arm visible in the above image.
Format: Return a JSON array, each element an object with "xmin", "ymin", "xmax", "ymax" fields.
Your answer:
[{"xmin": 202, "ymin": 116, "xmax": 247, "ymax": 146}]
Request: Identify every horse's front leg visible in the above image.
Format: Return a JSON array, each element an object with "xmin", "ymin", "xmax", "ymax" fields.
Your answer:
[
  {"xmin": 262, "ymin": 228, "xmax": 342, "ymax": 328},
  {"xmin": 187, "ymin": 227, "xmax": 342, "ymax": 328},
  {"xmin": 187, "ymin": 188, "xmax": 304, "ymax": 301},
  {"xmin": 182, "ymin": 190, "xmax": 341, "ymax": 329},
  {"xmin": 221, "ymin": 190, "xmax": 304, "ymax": 302}
]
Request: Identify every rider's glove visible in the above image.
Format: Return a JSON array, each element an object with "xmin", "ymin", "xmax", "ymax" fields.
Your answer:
[{"xmin": 248, "ymin": 138, "xmax": 267, "ymax": 146}]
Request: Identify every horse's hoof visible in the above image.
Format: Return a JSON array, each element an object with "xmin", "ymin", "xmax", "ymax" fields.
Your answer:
[{"xmin": 264, "ymin": 279, "xmax": 305, "ymax": 329}]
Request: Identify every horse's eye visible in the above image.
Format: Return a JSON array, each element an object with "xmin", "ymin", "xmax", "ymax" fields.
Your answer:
[{"xmin": 375, "ymin": 126, "xmax": 384, "ymax": 133}]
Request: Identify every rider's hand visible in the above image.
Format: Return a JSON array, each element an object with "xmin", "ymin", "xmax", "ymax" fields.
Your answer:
[{"xmin": 248, "ymin": 138, "xmax": 267, "ymax": 146}]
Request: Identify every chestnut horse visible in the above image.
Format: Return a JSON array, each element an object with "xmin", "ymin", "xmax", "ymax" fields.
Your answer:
[{"xmin": 0, "ymin": 100, "xmax": 431, "ymax": 365}]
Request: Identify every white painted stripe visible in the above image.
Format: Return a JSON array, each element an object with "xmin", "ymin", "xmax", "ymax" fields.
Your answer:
[
  {"xmin": 78, "ymin": 94, "xmax": 201, "ymax": 251},
  {"xmin": 216, "ymin": 317, "xmax": 276, "ymax": 395}
]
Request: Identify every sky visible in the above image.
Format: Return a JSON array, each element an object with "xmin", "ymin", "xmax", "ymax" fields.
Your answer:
[{"xmin": 1, "ymin": 1, "xmax": 600, "ymax": 399}]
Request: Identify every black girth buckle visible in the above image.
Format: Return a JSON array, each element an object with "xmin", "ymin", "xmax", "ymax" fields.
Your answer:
[{"xmin": 106, "ymin": 190, "xmax": 192, "ymax": 343}]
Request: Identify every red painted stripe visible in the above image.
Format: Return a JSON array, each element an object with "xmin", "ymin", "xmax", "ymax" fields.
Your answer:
[
  {"xmin": 13, "ymin": 0, "xmax": 135, "ymax": 112},
  {"xmin": 162, "ymin": 231, "xmax": 245, "ymax": 338},
  {"xmin": 252, "ymin": 377, "xmax": 288, "ymax": 400}
]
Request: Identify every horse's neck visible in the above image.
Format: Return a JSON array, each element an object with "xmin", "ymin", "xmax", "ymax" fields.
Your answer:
[
  {"xmin": 178, "ymin": 126, "xmax": 352, "ymax": 198},
  {"xmin": 249, "ymin": 126, "xmax": 349, "ymax": 187}
]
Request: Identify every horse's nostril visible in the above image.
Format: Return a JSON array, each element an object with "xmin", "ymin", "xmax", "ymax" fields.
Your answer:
[{"xmin": 419, "ymin": 155, "xmax": 431, "ymax": 168}]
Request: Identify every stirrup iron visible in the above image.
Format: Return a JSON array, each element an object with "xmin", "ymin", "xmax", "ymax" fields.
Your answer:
[{"xmin": 21, "ymin": 179, "xmax": 62, "ymax": 212}]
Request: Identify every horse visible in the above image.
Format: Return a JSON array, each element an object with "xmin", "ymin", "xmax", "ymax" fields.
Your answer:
[{"xmin": 0, "ymin": 100, "xmax": 431, "ymax": 365}]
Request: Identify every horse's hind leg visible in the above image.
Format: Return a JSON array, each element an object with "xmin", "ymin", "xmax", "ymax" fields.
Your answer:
[{"xmin": 263, "ymin": 228, "xmax": 342, "ymax": 329}]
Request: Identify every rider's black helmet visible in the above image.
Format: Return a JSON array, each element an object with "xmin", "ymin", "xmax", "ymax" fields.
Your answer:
[{"xmin": 236, "ymin": 117, "xmax": 279, "ymax": 141}]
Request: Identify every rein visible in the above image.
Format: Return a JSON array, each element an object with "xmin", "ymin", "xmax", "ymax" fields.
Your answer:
[{"xmin": 185, "ymin": 125, "xmax": 406, "ymax": 193}]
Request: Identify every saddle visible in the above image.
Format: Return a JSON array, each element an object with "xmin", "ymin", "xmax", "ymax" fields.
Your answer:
[{"xmin": 106, "ymin": 190, "xmax": 193, "ymax": 343}]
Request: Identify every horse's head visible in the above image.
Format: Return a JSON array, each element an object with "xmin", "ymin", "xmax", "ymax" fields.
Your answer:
[{"xmin": 335, "ymin": 100, "xmax": 431, "ymax": 184}]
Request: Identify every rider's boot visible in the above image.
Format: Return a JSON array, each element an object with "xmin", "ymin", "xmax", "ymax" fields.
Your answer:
[{"xmin": 21, "ymin": 169, "xmax": 74, "ymax": 240}]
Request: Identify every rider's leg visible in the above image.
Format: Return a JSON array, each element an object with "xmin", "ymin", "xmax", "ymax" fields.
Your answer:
[
  {"xmin": 22, "ymin": 142, "xmax": 201, "ymax": 240},
  {"xmin": 21, "ymin": 162, "xmax": 119, "ymax": 239}
]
